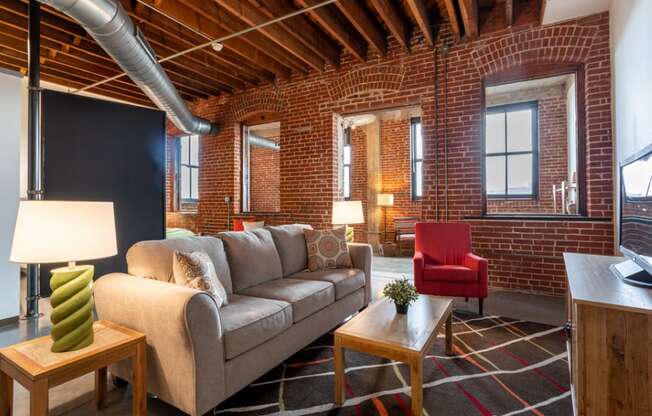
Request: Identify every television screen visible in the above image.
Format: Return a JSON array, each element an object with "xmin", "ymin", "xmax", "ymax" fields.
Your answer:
[{"xmin": 621, "ymin": 147, "xmax": 652, "ymax": 270}]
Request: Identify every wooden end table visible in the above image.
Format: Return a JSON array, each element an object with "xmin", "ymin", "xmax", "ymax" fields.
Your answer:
[
  {"xmin": 334, "ymin": 295, "xmax": 453, "ymax": 416},
  {"xmin": 0, "ymin": 320, "xmax": 147, "ymax": 416}
]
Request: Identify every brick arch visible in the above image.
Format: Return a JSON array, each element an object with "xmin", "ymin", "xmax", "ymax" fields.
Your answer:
[
  {"xmin": 327, "ymin": 65, "xmax": 405, "ymax": 101},
  {"xmin": 230, "ymin": 91, "xmax": 285, "ymax": 122},
  {"xmin": 471, "ymin": 24, "xmax": 598, "ymax": 76}
]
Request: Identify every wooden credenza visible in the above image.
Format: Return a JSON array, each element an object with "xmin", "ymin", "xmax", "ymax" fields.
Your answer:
[{"xmin": 564, "ymin": 253, "xmax": 652, "ymax": 416}]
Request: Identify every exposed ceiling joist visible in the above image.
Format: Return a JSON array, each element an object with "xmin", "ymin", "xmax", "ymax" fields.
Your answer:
[
  {"xmin": 405, "ymin": 0, "xmax": 435, "ymax": 48},
  {"xmin": 369, "ymin": 0, "xmax": 410, "ymax": 50},
  {"xmin": 335, "ymin": 0, "xmax": 386, "ymax": 56},
  {"xmin": 458, "ymin": 0, "xmax": 479, "ymax": 39}
]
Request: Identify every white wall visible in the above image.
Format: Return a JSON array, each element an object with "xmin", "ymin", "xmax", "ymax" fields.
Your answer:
[{"xmin": 0, "ymin": 70, "xmax": 22, "ymax": 320}]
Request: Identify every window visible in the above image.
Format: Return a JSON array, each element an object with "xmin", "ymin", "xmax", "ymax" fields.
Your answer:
[
  {"xmin": 177, "ymin": 135, "xmax": 199, "ymax": 203},
  {"xmin": 242, "ymin": 121, "xmax": 281, "ymax": 212},
  {"xmin": 343, "ymin": 127, "xmax": 352, "ymax": 199},
  {"xmin": 485, "ymin": 102, "xmax": 538, "ymax": 198},
  {"xmin": 411, "ymin": 117, "xmax": 423, "ymax": 199}
]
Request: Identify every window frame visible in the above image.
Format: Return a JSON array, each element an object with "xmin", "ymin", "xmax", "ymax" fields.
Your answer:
[
  {"xmin": 343, "ymin": 127, "xmax": 352, "ymax": 200},
  {"xmin": 484, "ymin": 101, "xmax": 539, "ymax": 199},
  {"xmin": 176, "ymin": 135, "xmax": 199, "ymax": 205},
  {"xmin": 410, "ymin": 117, "xmax": 423, "ymax": 200}
]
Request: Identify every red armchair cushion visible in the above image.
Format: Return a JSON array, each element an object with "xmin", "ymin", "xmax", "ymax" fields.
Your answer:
[
  {"xmin": 415, "ymin": 223, "xmax": 471, "ymax": 265},
  {"xmin": 423, "ymin": 264, "xmax": 478, "ymax": 283}
]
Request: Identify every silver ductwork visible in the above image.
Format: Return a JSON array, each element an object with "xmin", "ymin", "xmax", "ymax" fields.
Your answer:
[
  {"xmin": 249, "ymin": 135, "xmax": 280, "ymax": 150},
  {"xmin": 39, "ymin": 0, "xmax": 218, "ymax": 135}
]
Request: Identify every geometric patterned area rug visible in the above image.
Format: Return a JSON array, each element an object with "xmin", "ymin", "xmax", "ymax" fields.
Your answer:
[{"xmin": 214, "ymin": 311, "xmax": 572, "ymax": 415}]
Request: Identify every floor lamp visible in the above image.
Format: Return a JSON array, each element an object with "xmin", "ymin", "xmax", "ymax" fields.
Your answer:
[{"xmin": 377, "ymin": 194, "xmax": 394, "ymax": 243}]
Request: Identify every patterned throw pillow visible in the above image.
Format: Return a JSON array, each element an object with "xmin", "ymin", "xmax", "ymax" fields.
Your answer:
[
  {"xmin": 303, "ymin": 226, "xmax": 353, "ymax": 271},
  {"xmin": 173, "ymin": 251, "xmax": 229, "ymax": 307}
]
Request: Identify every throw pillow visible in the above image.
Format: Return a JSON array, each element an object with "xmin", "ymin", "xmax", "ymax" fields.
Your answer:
[
  {"xmin": 304, "ymin": 226, "xmax": 353, "ymax": 271},
  {"xmin": 173, "ymin": 251, "xmax": 228, "ymax": 307},
  {"xmin": 243, "ymin": 220, "xmax": 265, "ymax": 231}
]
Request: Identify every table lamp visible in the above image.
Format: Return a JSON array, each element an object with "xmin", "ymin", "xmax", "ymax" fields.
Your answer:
[
  {"xmin": 377, "ymin": 193, "xmax": 394, "ymax": 242},
  {"xmin": 10, "ymin": 201, "xmax": 117, "ymax": 352},
  {"xmin": 332, "ymin": 200, "xmax": 364, "ymax": 242}
]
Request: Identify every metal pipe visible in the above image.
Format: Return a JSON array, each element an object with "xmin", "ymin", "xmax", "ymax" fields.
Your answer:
[
  {"xmin": 38, "ymin": 0, "xmax": 217, "ymax": 136},
  {"xmin": 249, "ymin": 135, "xmax": 280, "ymax": 150},
  {"xmin": 433, "ymin": 47, "xmax": 439, "ymax": 222},
  {"xmin": 24, "ymin": 0, "xmax": 42, "ymax": 320}
]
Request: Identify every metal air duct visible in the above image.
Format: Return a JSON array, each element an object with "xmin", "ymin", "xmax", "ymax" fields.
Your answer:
[{"xmin": 38, "ymin": 0, "xmax": 218, "ymax": 135}]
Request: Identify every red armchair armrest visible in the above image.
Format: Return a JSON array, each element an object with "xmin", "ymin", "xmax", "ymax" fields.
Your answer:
[
  {"xmin": 413, "ymin": 251, "xmax": 425, "ymax": 290},
  {"xmin": 464, "ymin": 253, "xmax": 488, "ymax": 297}
]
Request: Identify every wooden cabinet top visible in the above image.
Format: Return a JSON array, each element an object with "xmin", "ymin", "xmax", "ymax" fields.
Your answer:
[{"xmin": 564, "ymin": 252, "xmax": 652, "ymax": 314}]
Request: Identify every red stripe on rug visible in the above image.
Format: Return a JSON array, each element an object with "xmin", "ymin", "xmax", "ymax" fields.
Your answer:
[
  {"xmin": 345, "ymin": 381, "xmax": 363, "ymax": 416},
  {"xmin": 498, "ymin": 346, "xmax": 568, "ymax": 392},
  {"xmin": 371, "ymin": 397, "xmax": 389, "ymax": 416},
  {"xmin": 431, "ymin": 357, "xmax": 493, "ymax": 416},
  {"xmin": 393, "ymin": 393, "xmax": 412, "ymax": 416}
]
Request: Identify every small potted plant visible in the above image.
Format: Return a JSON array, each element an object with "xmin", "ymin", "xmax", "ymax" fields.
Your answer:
[{"xmin": 382, "ymin": 278, "xmax": 419, "ymax": 314}]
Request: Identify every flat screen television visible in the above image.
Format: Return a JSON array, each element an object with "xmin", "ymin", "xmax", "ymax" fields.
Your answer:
[{"xmin": 612, "ymin": 143, "xmax": 652, "ymax": 286}]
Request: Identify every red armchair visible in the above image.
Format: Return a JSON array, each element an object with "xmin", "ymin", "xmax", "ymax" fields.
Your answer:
[{"xmin": 413, "ymin": 223, "xmax": 488, "ymax": 314}]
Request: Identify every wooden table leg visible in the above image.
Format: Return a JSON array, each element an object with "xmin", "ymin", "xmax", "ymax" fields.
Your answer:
[
  {"xmin": 95, "ymin": 367, "xmax": 107, "ymax": 410},
  {"xmin": 30, "ymin": 379, "xmax": 48, "ymax": 416},
  {"xmin": 333, "ymin": 335, "xmax": 345, "ymax": 406},
  {"xmin": 0, "ymin": 371, "xmax": 12, "ymax": 416},
  {"xmin": 132, "ymin": 342, "xmax": 147, "ymax": 416},
  {"xmin": 446, "ymin": 311, "xmax": 453, "ymax": 356},
  {"xmin": 410, "ymin": 357, "xmax": 423, "ymax": 416}
]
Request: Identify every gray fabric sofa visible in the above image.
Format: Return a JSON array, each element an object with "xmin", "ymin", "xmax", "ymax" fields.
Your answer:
[{"xmin": 94, "ymin": 224, "xmax": 372, "ymax": 416}]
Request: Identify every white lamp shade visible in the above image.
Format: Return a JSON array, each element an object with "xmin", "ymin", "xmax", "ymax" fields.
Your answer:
[
  {"xmin": 377, "ymin": 193, "xmax": 394, "ymax": 207},
  {"xmin": 332, "ymin": 200, "xmax": 364, "ymax": 225},
  {"xmin": 10, "ymin": 200, "xmax": 117, "ymax": 264}
]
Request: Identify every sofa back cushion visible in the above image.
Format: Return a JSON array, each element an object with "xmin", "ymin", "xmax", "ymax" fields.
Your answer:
[
  {"xmin": 266, "ymin": 224, "xmax": 312, "ymax": 276},
  {"xmin": 219, "ymin": 229, "xmax": 283, "ymax": 292},
  {"xmin": 127, "ymin": 236, "xmax": 233, "ymax": 293}
]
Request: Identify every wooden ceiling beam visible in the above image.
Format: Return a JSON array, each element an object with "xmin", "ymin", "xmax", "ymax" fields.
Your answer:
[
  {"xmin": 295, "ymin": 0, "xmax": 367, "ymax": 62},
  {"xmin": 369, "ymin": 0, "xmax": 410, "ymax": 51},
  {"xmin": 458, "ymin": 0, "xmax": 479, "ymax": 39},
  {"xmin": 215, "ymin": 0, "xmax": 325, "ymax": 72},
  {"xmin": 442, "ymin": 0, "xmax": 462, "ymax": 41},
  {"xmin": 335, "ymin": 0, "xmax": 386, "ymax": 56},
  {"xmin": 505, "ymin": 0, "xmax": 514, "ymax": 27},
  {"xmin": 405, "ymin": 0, "xmax": 435, "ymax": 48},
  {"xmin": 137, "ymin": 0, "xmax": 296, "ymax": 78},
  {"xmin": 253, "ymin": 0, "xmax": 340, "ymax": 66}
]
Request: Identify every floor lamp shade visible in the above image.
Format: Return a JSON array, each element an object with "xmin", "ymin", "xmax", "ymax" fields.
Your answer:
[{"xmin": 10, "ymin": 200, "xmax": 117, "ymax": 352}]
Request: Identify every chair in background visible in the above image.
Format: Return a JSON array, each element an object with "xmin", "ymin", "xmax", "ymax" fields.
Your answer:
[
  {"xmin": 413, "ymin": 222, "xmax": 488, "ymax": 314},
  {"xmin": 394, "ymin": 216, "xmax": 418, "ymax": 256}
]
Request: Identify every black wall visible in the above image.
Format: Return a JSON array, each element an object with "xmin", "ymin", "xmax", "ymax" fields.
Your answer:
[{"xmin": 40, "ymin": 90, "xmax": 165, "ymax": 296}]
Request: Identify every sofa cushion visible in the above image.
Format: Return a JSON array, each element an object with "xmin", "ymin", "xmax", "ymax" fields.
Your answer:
[
  {"xmin": 423, "ymin": 265, "xmax": 478, "ymax": 283},
  {"xmin": 266, "ymin": 224, "xmax": 312, "ymax": 276},
  {"xmin": 239, "ymin": 278, "xmax": 334, "ymax": 322},
  {"xmin": 127, "ymin": 236, "xmax": 233, "ymax": 293},
  {"xmin": 220, "ymin": 294, "xmax": 292, "ymax": 360},
  {"xmin": 289, "ymin": 269, "xmax": 364, "ymax": 300},
  {"xmin": 219, "ymin": 229, "xmax": 283, "ymax": 292}
]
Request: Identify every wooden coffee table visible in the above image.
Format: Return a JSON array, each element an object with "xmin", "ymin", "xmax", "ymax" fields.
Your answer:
[
  {"xmin": 334, "ymin": 294, "xmax": 453, "ymax": 416},
  {"xmin": 0, "ymin": 320, "xmax": 146, "ymax": 416}
]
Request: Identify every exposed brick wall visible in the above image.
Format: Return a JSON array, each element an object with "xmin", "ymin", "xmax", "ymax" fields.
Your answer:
[
  {"xmin": 487, "ymin": 96, "xmax": 569, "ymax": 213},
  {"xmin": 249, "ymin": 138, "xmax": 280, "ymax": 212},
  {"xmin": 380, "ymin": 119, "xmax": 422, "ymax": 241},
  {"xmin": 164, "ymin": 12, "xmax": 614, "ymax": 295}
]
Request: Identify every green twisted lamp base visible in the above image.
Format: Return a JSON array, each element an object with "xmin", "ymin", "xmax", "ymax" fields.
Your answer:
[{"xmin": 49, "ymin": 264, "xmax": 95, "ymax": 353}]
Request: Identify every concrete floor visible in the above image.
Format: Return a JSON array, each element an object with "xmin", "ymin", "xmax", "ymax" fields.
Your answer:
[{"xmin": 1, "ymin": 256, "xmax": 566, "ymax": 415}]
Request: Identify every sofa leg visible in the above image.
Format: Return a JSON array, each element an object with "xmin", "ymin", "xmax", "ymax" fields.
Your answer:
[
  {"xmin": 478, "ymin": 298, "xmax": 484, "ymax": 316},
  {"xmin": 465, "ymin": 297, "xmax": 468, "ymax": 302}
]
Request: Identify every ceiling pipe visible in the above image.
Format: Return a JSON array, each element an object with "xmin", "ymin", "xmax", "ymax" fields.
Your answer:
[
  {"xmin": 37, "ymin": 0, "xmax": 218, "ymax": 135},
  {"xmin": 249, "ymin": 135, "xmax": 280, "ymax": 151}
]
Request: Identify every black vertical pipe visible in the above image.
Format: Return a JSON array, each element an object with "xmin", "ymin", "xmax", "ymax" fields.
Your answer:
[{"xmin": 25, "ymin": 0, "xmax": 42, "ymax": 319}]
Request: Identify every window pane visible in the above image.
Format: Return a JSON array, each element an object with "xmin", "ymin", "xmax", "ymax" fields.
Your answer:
[
  {"xmin": 180, "ymin": 136, "xmax": 190, "ymax": 164},
  {"xmin": 190, "ymin": 135, "xmax": 199, "ymax": 166},
  {"xmin": 191, "ymin": 167, "xmax": 199, "ymax": 200},
  {"xmin": 486, "ymin": 155, "xmax": 506, "ymax": 195},
  {"xmin": 414, "ymin": 160, "xmax": 423, "ymax": 197},
  {"xmin": 343, "ymin": 145, "xmax": 351, "ymax": 165},
  {"xmin": 414, "ymin": 121, "xmax": 423, "ymax": 159},
  {"xmin": 180, "ymin": 165, "xmax": 190, "ymax": 200},
  {"xmin": 507, "ymin": 154, "xmax": 533, "ymax": 195},
  {"xmin": 343, "ymin": 166, "xmax": 350, "ymax": 197},
  {"xmin": 506, "ymin": 109, "xmax": 533, "ymax": 152},
  {"xmin": 486, "ymin": 112, "xmax": 505, "ymax": 153}
]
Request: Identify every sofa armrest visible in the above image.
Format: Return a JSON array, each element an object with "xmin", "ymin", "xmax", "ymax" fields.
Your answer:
[
  {"xmin": 413, "ymin": 251, "xmax": 425, "ymax": 291},
  {"xmin": 347, "ymin": 243, "xmax": 372, "ymax": 305},
  {"xmin": 464, "ymin": 253, "xmax": 489, "ymax": 297},
  {"xmin": 94, "ymin": 273, "xmax": 225, "ymax": 416}
]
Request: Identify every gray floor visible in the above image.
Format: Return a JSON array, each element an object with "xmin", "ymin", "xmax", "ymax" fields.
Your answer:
[{"xmin": 1, "ymin": 256, "xmax": 566, "ymax": 415}]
